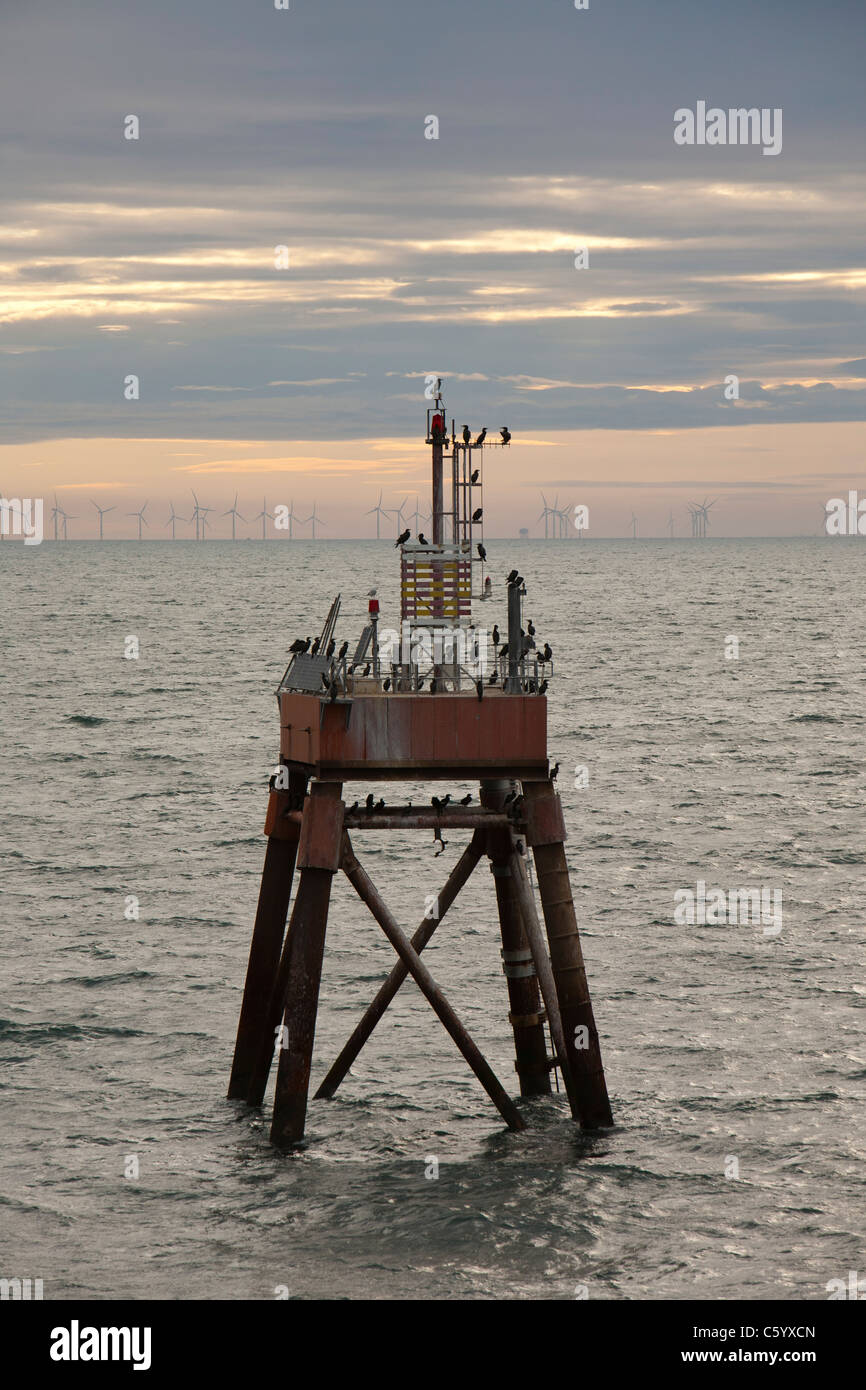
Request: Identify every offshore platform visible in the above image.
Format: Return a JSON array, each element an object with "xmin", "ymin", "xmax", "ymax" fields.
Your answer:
[{"xmin": 227, "ymin": 383, "xmax": 613, "ymax": 1146}]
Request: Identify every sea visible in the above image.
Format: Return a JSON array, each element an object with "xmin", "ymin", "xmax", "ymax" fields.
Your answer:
[{"xmin": 1, "ymin": 537, "xmax": 863, "ymax": 1300}]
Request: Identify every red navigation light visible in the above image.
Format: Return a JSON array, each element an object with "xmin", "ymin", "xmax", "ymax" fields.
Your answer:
[
  {"xmin": 431, "ymin": 412, "xmax": 445, "ymax": 436},
  {"xmin": 368, "ymin": 597, "xmax": 380, "ymax": 616}
]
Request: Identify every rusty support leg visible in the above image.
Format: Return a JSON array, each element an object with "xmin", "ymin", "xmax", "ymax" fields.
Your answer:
[
  {"xmin": 315, "ymin": 831, "xmax": 485, "ymax": 1099},
  {"xmin": 270, "ymin": 783, "xmax": 344, "ymax": 1148},
  {"xmin": 481, "ymin": 781, "xmax": 550, "ymax": 1098},
  {"xmin": 523, "ymin": 781, "xmax": 613, "ymax": 1129},
  {"xmin": 227, "ymin": 772, "xmax": 307, "ymax": 1100},
  {"xmin": 507, "ymin": 847, "xmax": 582, "ymax": 1122},
  {"xmin": 340, "ymin": 832, "xmax": 526, "ymax": 1132}
]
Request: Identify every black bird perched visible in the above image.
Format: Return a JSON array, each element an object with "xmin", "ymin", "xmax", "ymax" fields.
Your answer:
[
  {"xmin": 338, "ymin": 640, "xmax": 349, "ymax": 660},
  {"xmin": 395, "ymin": 527, "xmax": 411, "ymax": 547},
  {"xmin": 470, "ymin": 468, "xmax": 479, "ymax": 484},
  {"xmin": 383, "ymin": 677, "xmax": 391, "ymax": 691},
  {"xmin": 477, "ymin": 541, "xmax": 486, "ymax": 562},
  {"xmin": 462, "ymin": 424, "xmax": 471, "ymax": 445},
  {"xmin": 527, "ymin": 619, "xmax": 535, "ymax": 637},
  {"xmin": 472, "ymin": 507, "xmax": 483, "ymax": 523},
  {"xmin": 310, "ymin": 637, "xmax": 321, "ymax": 657},
  {"xmin": 474, "ymin": 428, "xmax": 487, "ymax": 447},
  {"xmin": 417, "ymin": 533, "xmax": 428, "ymax": 546},
  {"xmin": 349, "ymin": 801, "xmax": 359, "ymax": 812},
  {"xmin": 549, "ymin": 761, "xmax": 560, "ymax": 782},
  {"xmin": 538, "ymin": 679, "xmax": 548, "ymax": 695},
  {"xmin": 488, "ymin": 669, "xmax": 498, "ymax": 685},
  {"xmin": 460, "ymin": 792, "xmax": 473, "ymax": 805},
  {"xmin": 289, "ymin": 636, "xmax": 309, "ymax": 653},
  {"xmin": 363, "ymin": 662, "xmax": 371, "ymax": 676},
  {"xmin": 500, "ymin": 427, "xmax": 511, "ymax": 445},
  {"xmin": 326, "ymin": 637, "xmax": 336, "ymax": 659},
  {"xmin": 492, "ymin": 624, "xmax": 500, "ymax": 645},
  {"xmin": 431, "ymin": 795, "xmax": 442, "ymax": 812},
  {"xmin": 507, "ymin": 573, "xmax": 524, "ymax": 590},
  {"xmin": 440, "ymin": 794, "xmax": 452, "ymax": 807},
  {"xmin": 522, "ymin": 634, "xmax": 534, "ymax": 655},
  {"xmin": 365, "ymin": 792, "xmax": 375, "ymax": 809},
  {"xmin": 542, "ymin": 642, "xmax": 553, "ymax": 663},
  {"xmin": 499, "ymin": 642, "xmax": 509, "ymax": 660},
  {"xmin": 506, "ymin": 568, "xmax": 518, "ymax": 584},
  {"xmin": 375, "ymin": 798, "xmax": 385, "ymax": 811},
  {"xmin": 475, "ymin": 678, "xmax": 483, "ymax": 702}
]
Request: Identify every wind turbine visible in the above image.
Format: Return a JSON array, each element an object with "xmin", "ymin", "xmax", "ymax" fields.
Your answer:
[
  {"xmin": 190, "ymin": 490, "xmax": 212, "ymax": 540},
  {"xmin": 59, "ymin": 506, "xmax": 75, "ymax": 539},
  {"xmin": 51, "ymin": 493, "xmax": 62, "ymax": 541},
  {"xmin": 164, "ymin": 502, "xmax": 188, "ymax": 539},
  {"xmin": 667, "ymin": 510, "xmax": 675, "ymax": 538},
  {"xmin": 386, "ymin": 496, "xmax": 409, "ymax": 538},
  {"xmin": 91, "ymin": 499, "xmax": 116, "ymax": 539},
  {"xmin": 255, "ymin": 497, "xmax": 275, "ymax": 539},
  {"xmin": 628, "ymin": 512, "xmax": 638, "ymax": 539},
  {"xmin": 127, "ymin": 501, "xmax": 149, "ymax": 540},
  {"xmin": 537, "ymin": 492, "xmax": 556, "ymax": 539},
  {"xmin": 556, "ymin": 500, "xmax": 573, "ymax": 538},
  {"xmin": 304, "ymin": 502, "xmax": 326, "ymax": 540},
  {"xmin": 701, "ymin": 498, "xmax": 717, "ymax": 536},
  {"xmin": 408, "ymin": 494, "xmax": 426, "ymax": 534},
  {"xmin": 365, "ymin": 489, "xmax": 390, "ymax": 539},
  {"xmin": 222, "ymin": 493, "xmax": 246, "ymax": 540}
]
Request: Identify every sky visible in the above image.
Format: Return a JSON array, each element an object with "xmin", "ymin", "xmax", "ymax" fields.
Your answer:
[{"xmin": 1, "ymin": 0, "xmax": 865, "ymax": 537}]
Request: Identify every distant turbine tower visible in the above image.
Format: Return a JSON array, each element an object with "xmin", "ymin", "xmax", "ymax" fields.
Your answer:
[
  {"xmin": 51, "ymin": 493, "xmax": 62, "ymax": 541},
  {"xmin": 255, "ymin": 497, "xmax": 275, "ymax": 539},
  {"xmin": 190, "ymin": 489, "xmax": 212, "ymax": 540},
  {"xmin": 164, "ymin": 502, "xmax": 187, "ymax": 539},
  {"xmin": 667, "ymin": 510, "xmax": 675, "ymax": 538},
  {"xmin": 304, "ymin": 502, "xmax": 327, "ymax": 540},
  {"xmin": 537, "ymin": 492, "xmax": 557, "ymax": 539},
  {"xmin": 365, "ymin": 489, "xmax": 390, "ymax": 539},
  {"xmin": 222, "ymin": 492, "xmax": 246, "ymax": 540},
  {"xmin": 556, "ymin": 500, "xmax": 573, "ymax": 538},
  {"xmin": 91, "ymin": 499, "xmax": 116, "ymax": 539},
  {"xmin": 629, "ymin": 512, "xmax": 638, "ymax": 539},
  {"xmin": 386, "ymin": 496, "xmax": 409, "ymax": 537},
  {"xmin": 126, "ymin": 500, "xmax": 149, "ymax": 540}
]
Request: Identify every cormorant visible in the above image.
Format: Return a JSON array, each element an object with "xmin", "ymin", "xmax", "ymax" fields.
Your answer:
[
  {"xmin": 462, "ymin": 425, "xmax": 471, "ymax": 444},
  {"xmin": 460, "ymin": 792, "xmax": 473, "ymax": 805},
  {"xmin": 310, "ymin": 637, "xmax": 321, "ymax": 656},
  {"xmin": 338, "ymin": 640, "xmax": 349, "ymax": 659},
  {"xmin": 395, "ymin": 528, "xmax": 411, "ymax": 547},
  {"xmin": 418, "ymin": 533, "xmax": 428, "ymax": 546},
  {"xmin": 289, "ymin": 636, "xmax": 309, "ymax": 653},
  {"xmin": 488, "ymin": 669, "xmax": 498, "ymax": 685},
  {"xmin": 472, "ymin": 507, "xmax": 483, "ymax": 523},
  {"xmin": 542, "ymin": 643, "xmax": 553, "ymax": 662},
  {"xmin": 383, "ymin": 677, "xmax": 391, "ymax": 691},
  {"xmin": 477, "ymin": 541, "xmax": 486, "ymax": 561},
  {"xmin": 492, "ymin": 624, "xmax": 500, "ymax": 645},
  {"xmin": 474, "ymin": 428, "xmax": 487, "ymax": 447},
  {"xmin": 470, "ymin": 469, "xmax": 479, "ymax": 484},
  {"xmin": 365, "ymin": 793, "xmax": 375, "ymax": 809},
  {"xmin": 500, "ymin": 427, "xmax": 511, "ymax": 445},
  {"xmin": 550, "ymin": 762, "xmax": 560, "ymax": 782},
  {"xmin": 506, "ymin": 569, "xmax": 519, "ymax": 584},
  {"xmin": 527, "ymin": 619, "xmax": 535, "ymax": 637},
  {"xmin": 326, "ymin": 638, "xmax": 336, "ymax": 658},
  {"xmin": 538, "ymin": 679, "xmax": 548, "ymax": 695}
]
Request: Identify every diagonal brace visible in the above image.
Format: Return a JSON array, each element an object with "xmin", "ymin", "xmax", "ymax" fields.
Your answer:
[
  {"xmin": 316, "ymin": 830, "xmax": 485, "ymax": 1099},
  {"xmin": 339, "ymin": 832, "xmax": 526, "ymax": 1132}
]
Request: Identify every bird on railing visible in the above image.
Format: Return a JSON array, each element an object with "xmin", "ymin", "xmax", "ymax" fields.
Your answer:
[
  {"xmin": 375, "ymin": 797, "xmax": 385, "ymax": 810},
  {"xmin": 310, "ymin": 637, "xmax": 321, "ymax": 656},
  {"xmin": 363, "ymin": 663, "xmax": 371, "ymax": 676},
  {"xmin": 474, "ymin": 428, "xmax": 487, "ymax": 446},
  {"xmin": 538, "ymin": 679, "xmax": 548, "ymax": 695},
  {"xmin": 499, "ymin": 642, "xmax": 509, "ymax": 660},
  {"xmin": 326, "ymin": 637, "xmax": 336, "ymax": 658},
  {"xmin": 395, "ymin": 528, "xmax": 411, "ymax": 547},
  {"xmin": 462, "ymin": 425, "xmax": 471, "ymax": 445},
  {"xmin": 550, "ymin": 762, "xmax": 560, "ymax": 782},
  {"xmin": 500, "ymin": 427, "xmax": 511, "ymax": 444},
  {"xmin": 289, "ymin": 636, "xmax": 310, "ymax": 653},
  {"xmin": 472, "ymin": 507, "xmax": 483, "ymax": 523},
  {"xmin": 506, "ymin": 569, "xmax": 519, "ymax": 584},
  {"xmin": 338, "ymin": 640, "xmax": 349, "ymax": 659},
  {"xmin": 365, "ymin": 793, "xmax": 375, "ymax": 809},
  {"xmin": 542, "ymin": 642, "xmax": 553, "ymax": 663},
  {"xmin": 477, "ymin": 541, "xmax": 486, "ymax": 561},
  {"xmin": 488, "ymin": 669, "xmax": 498, "ymax": 685},
  {"xmin": 460, "ymin": 792, "xmax": 473, "ymax": 805},
  {"xmin": 507, "ymin": 573, "xmax": 524, "ymax": 590},
  {"xmin": 471, "ymin": 469, "xmax": 479, "ymax": 484},
  {"xmin": 383, "ymin": 677, "xmax": 391, "ymax": 691},
  {"xmin": 527, "ymin": 619, "xmax": 535, "ymax": 637},
  {"xmin": 492, "ymin": 624, "xmax": 500, "ymax": 645},
  {"xmin": 418, "ymin": 533, "xmax": 428, "ymax": 546}
]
